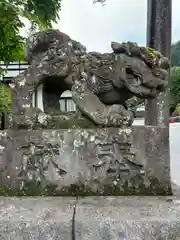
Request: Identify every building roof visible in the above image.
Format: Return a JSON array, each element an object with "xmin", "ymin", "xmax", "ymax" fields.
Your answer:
[{"xmin": 0, "ymin": 61, "xmax": 29, "ymax": 83}]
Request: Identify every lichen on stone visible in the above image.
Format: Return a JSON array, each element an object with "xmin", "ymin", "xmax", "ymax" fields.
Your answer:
[
  {"xmin": 37, "ymin": 112, "xmax": 49, "ymax": 125},
  {"xmin": 146, "ymin": 47, "xmax": 155, "ymax": 57}
]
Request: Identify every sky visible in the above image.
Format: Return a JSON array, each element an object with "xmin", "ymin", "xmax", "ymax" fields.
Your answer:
[
  {"xmin": 21, "ymin": 0, "xmax": 180, "ymax": 53},
  {"xmin": 52, "ymin": 0, "xmax": 180, "ymax": 52}
]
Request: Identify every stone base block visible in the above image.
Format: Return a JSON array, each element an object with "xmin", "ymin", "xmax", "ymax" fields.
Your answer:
[
  {"xmin": 0, "ymin": 197, "xmax": 75, "ymax": 239},
  {"xmin": 0, "ymin": 126, "xmax": 171, "ymax": 196},
  {"xmin": 1, "ymin": 196, "xmax": 180, "ymax": 239},
  {"xmin": 75, "ymin": 196, "xmax": 180, "ymax": 240}
]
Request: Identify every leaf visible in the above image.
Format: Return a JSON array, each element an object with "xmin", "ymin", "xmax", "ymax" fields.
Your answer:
[
  {"xmin": 170, "ymin": 67, "xmax": 180, "ymax": 107},
  {"xmin": 0, "ymin": 0, "xmax": 62, "ymax": 111}
]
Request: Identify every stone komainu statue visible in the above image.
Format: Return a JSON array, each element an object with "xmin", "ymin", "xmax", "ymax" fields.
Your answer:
[{"xmin": 23, "ymin": 29, "xmax": 169, "ymax": 127}]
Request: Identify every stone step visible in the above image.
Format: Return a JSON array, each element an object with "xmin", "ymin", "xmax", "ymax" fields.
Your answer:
[
  {"xmin": 0, "ymin": 197, "xmax": 75, "ymax": 240},
  {"xmin": 1, "ymin": 195, "xmax": 180, "ymax": 239}
]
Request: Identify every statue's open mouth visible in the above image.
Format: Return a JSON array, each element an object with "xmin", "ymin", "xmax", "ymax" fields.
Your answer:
[
  {"xmin": 128, "ymin": 83, "xmax": 167, "ymax": 99},
  {"xmin": 127, "ymin": 84, "xmax": 156, "ymax": 98},
  {"xmin": 123, "ymin": 67, "xmax": 168, "ymax": 99}
]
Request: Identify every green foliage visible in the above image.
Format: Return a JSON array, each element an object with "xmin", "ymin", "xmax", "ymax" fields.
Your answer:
[
  {"xmin": 24, "ymin": 0, "xmax": 61, "ymax": 30},
  {"xmin": 170, "ymin": 67, "xmax": 180, "ymax": 108},
  {"xmin": 0, "ymin": 0, "xmax": 62, "ymax": 112},
  {"xmin": 173, "ymin": 103, "xmax": 180, "ymax": 116},
  {"xmin": 171, "ymin": 41, "xmax": 180, "ymax": 67},
  {"xmin": 0, "ymin": 0, "xmax": 62, "ymax": 66},
  {"xmin": 0, "ymin": 0, "xmax": 25, "ymax": 63},
  {"xmin": 0, "ymin": 84, "xmax": 12, "ymax": 111}
]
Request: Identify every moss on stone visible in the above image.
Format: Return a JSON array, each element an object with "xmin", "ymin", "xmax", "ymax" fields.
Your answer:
[
  {"xmin": 42, "ymin": 114, "xmax": 98, "ymax": 129},
  {"xmin": 0, "ymin": 84, "xmax": 12, "ymax": 112},
  {"xmin": 156, "ymin": 51, "xmax": 162, "ymax": 57},
  {"xmin": 146, "ymin": 47, "xmax": 155, "ymax": 57},
  {"xmin": 0, "ymin": 176, "xmax": 172, "ymax": 196},
  {"xmin": 146, "ymin": 47, "xmax": 162, "ymax": 59},
  {"xmin": 0, "ymin": 182, "xmax": 57, "ymax": 197}
]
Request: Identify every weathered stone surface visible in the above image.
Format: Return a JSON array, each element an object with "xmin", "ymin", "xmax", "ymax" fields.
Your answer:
[
  {"xmin": 10, "ymin": 29, "xmax": 169, "ymax": 128},
  {"xmin": 5, "ymin": 29, "xmax": 171, "ymax": 197},
  {"xmin": 0, "ymin": 126, "xmax": 171, "ymax": 196},
  {"xmin": 24, "ymin": 29, "xmax": 71, "ymax": 64},
  {"xmin": 75, "ymin": 196, "xmax": 180, "ymax": 240},
  {"xmin": 1, "ymin": 196, "xmax": 180, "ymax": 239},
  {"xmin": 0, "ymin": 197, "xmax": 75, "ymax": 239},
  {"xmin": 11, "ymin": 113, "xmax": 97, "ymax": 130}
]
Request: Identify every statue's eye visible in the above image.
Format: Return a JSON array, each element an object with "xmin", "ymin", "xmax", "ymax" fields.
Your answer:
[{"xmin": 134, "ymin": 78, "xmax": 141, "ymax": 86}]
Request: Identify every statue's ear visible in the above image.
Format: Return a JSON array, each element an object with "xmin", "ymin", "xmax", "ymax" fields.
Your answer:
[{"xmin": 24, "ymin": 30, "xmax": 71, "ymax": 64}]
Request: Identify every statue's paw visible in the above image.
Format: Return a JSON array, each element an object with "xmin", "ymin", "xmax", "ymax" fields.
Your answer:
[
  {"xmin": 107, "ymin": 105, "xmax": 134, "ymax": 126},
  {"xmin": 108, "ymin": 113, "xmax": 123, "ymax": 126}
]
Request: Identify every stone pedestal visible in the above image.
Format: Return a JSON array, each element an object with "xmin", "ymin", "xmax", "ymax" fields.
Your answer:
[{"xmin": 0, "ymin": 126, "xmax": 171, "ymax": 196}]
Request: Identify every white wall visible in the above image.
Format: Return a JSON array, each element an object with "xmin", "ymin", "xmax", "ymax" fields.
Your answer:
[
  {"xmin": 170, "ymin": 123, "xmax": 180, "ymax": 185},
  {"xmin": 32, "ymin": 84, "xmax": 44, "ymax": 112},
  {"xmin": 0, "ymin": 61, "xmax": 29, "ymax": 79},
  {"xmin": 133, "ymin": 118, "xmax": 144, "ymax": 125},
  {"xmin": 34, "ymin": 88, "xmax": 76, "ymax": 112}
]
